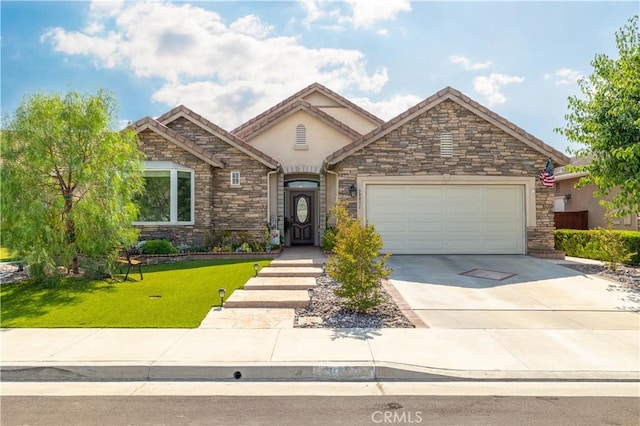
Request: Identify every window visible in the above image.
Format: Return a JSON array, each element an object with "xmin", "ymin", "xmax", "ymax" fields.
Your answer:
[
  {"xmin": 230, "ymin": 171, "xmax": 240, "ymax": 186},
  {"xmin": 135, "ymin": 162, "xmax": 194, "ymax": 224},
  {"xmin": 295, "ymin": 124, "xmax": 306, "ymax": 145},
  {"xmin": 440, "ymin": 132, "xmax": 453, "ymax": 157}
]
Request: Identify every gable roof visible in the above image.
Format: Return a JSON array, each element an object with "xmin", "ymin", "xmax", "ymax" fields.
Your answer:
[
  {"xmin": 230, "ymin": 82, "xmax": 384, "ymax": 138},
  {"xmin": 232, "ymin": 99, "xmax": 363, "ymax": 141},
  {"xmin": 156, "ymin": 105, "xmax": 279, "ymax": 169},
  {"xmin": 326, "ymin": 86, "xmax": 571, "ymax": 166},
  {"xmin": 132, "ymin": 117, "xmax": 224, "ymax": 168}
]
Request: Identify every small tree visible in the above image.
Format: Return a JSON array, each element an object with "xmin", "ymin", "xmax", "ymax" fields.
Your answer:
[
  {"xmin": 556, "ymin": 16, "xmax": 640, "ymax": 217},
  {"xmin": 1, "ymin": 89, "xmax": 144, "ymax": 282},
  {"xmin": 327, "ymin": 201, "xmax": 391, "ymax": 313},
  {"xmin": 594, "ymin": 213, "xmax": 636, "ymax": 271}
]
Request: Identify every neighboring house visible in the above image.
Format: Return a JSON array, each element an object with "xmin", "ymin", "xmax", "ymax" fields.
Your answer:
[
  {"xmin": 554, "ymin": 157, "xmax": 639, "ymax": 231},
  {"xmin": 131, "ymin": 83, "xmax": 570, "ymax": 255}
]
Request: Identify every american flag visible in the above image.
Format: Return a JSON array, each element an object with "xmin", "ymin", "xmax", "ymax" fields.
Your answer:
[{"xmin": 539, "ymin": 158, "xmax": 555, "ymax": 188}]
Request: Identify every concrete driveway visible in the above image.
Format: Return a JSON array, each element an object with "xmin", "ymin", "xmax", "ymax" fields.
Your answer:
[{"xmin": 387, "ymin": 255, "xmax": 640, "ymax": 330}]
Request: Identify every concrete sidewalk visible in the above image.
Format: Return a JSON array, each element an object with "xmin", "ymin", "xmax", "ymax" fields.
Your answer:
[{"xmin": 2, "ymin": 326, "xmax": 638, "ymax": 382}]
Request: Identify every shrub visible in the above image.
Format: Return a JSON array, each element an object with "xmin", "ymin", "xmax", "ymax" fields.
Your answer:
[
  {"xmin": 554, "ymin": 229, "xmax": 640, "ymax": 266},
  {"xmin": 327, "ymin": 201, "xmax": 391, "ymax": 313},
  {"xmin": 321, "ymin": 227, "xmax": 336, "ymax": 251},
  {"xmin": 140, "ymin": 240, "xmax": 178, "ymax": 255}
]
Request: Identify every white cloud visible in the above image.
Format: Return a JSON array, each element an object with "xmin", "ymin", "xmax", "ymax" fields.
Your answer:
[
  {"xmin": 300, "ymin": 0, "xmax": 410, "ymax": 31},
  {"xmin": 473, "ymin": 73, "xmax": 525, "ymax": 106},
  {"xmin": 345, "ymin": 0, "xmax": 411, "ymax": 29},
  {"xmin": 88, "ymin": 0, "xmax": 124, "ymax": 18},
  {"xmin": 42, "ymin": 1, "xmax": 390, "ymax": 128},
  {"xmin": 449, "ymin": 55, "xmax": 492, "ymax": 71},
  {"xmin": 544, "ymin": 68, "xmax": 582, "ymax": 86},
  {"xmin": 229, "ymin": 15, "xmax": 273, "ymax": 39},
  {"xmin": 351, "ymin": 93, "xmax": 423, "ymax": 121}
]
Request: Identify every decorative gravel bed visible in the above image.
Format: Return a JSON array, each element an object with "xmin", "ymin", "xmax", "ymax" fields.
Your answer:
[
  {"xmin": 0, "ymin": 263, "xmax": 28, "ymax": 284},
  {"xmin": 560, "ymin": 262, "xmax": 640, "ymax": 289},
  {"xmin": 294, "ymin": 275, "xmax": 414, "ymax": 328}
]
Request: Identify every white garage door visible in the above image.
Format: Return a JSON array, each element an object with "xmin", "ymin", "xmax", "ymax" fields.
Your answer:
[{"xmin": 365, "ymin": 184, "xmax": 525, "ymax": 254}]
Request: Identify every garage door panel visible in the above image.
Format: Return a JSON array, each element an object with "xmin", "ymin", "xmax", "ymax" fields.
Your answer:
[
  {"xmin": 409, "ymin": 222, "xmax": 444, "ymax": 232},
  {"xmin": 366, "ymin": 184, "xmax": 524, "ymax": 255}
]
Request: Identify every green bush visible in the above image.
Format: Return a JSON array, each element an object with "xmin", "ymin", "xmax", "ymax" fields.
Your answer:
[
  {"xmin": 327, "ymin": 201, "xmax": 391, "ymax": 313},
  {"xmin": 140, "ymin": 240, "xmax": 179, "ymax": 255},
  {"xmin": 321, "ymin": 227, "xmax": 336, "ymax": 251},
  {"xmin": 554, "ymin": 229, "xmax": 640, "ymax": 266}
]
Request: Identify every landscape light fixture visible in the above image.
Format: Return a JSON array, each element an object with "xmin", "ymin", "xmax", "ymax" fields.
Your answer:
[
  {"xmin": 349, "ymin": 184, "xmax": 357, "ymax": 197},
  {"xmin": 322, "ymin": 263, "xmax": 326, "ymax": 275},
  {"xmin": 254, "ymin": 263, "xmax": 259, "ymax": 277},
  {"xmin": 218, "ymin": 288, "xmax": 226, "ymax": 307},
  {"xmin": 307, "ymin": 288, "xmax": 314, "ymax": 308}
]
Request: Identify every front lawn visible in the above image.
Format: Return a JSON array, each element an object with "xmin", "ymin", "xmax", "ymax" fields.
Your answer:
[{"xmin": 0, "ymin": 259, "xmax": 270, "ymax": 328}]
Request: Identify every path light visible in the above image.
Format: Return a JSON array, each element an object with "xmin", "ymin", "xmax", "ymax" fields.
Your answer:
[
  {"xmin": 218, "ymin": 288, "xmax": 226, "ymax": 307},
  {"xmin": 307, "ymin": 288, "xmax": 314, "ymax": 308},
  {"xmin": 322, "ymin": 263, "xmax": 326, "ymax": 275},
  {"xmin": 254, "ymin": 263, "xmax": 259, "ymax": 277}
]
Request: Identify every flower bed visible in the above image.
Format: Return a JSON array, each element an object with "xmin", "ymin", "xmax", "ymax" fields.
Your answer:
[{"xmin": 139, "ymin": 249, "xmax": 281, "ymax": 264}]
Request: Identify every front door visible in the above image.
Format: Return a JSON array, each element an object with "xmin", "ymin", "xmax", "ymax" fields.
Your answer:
[{"xmin": 291, "ymin": 191, "xmax": 314, "ymax": 245}]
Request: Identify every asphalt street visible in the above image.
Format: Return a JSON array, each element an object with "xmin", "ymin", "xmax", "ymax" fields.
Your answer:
[{"xmin": 3, "ymin": 394, "xmax": 638, "ymax": 426}]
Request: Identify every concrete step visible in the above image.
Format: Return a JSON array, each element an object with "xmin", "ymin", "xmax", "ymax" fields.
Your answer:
[
  {"xmin": 224, "ymin": 290, "xmax": 311, "ymax": 309},
  {"xmin": 258, "ymin": 266, "xmax": 323, "ymax": 278},
  {"xmin": 243, "ymin": 276, "xmax": 317, "ymax": 291},
  {"xmin": 199, "ymin": 308, "xmax": 295, "ymax": 328},
  {"xmin": 270, "ymin": 259, "xmax": 325, "ymax": 268}
]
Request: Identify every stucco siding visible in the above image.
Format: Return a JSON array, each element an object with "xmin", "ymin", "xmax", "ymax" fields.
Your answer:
[{"xmin": 248, "ymin": 110, "xmax": 354, "ymax": 170}]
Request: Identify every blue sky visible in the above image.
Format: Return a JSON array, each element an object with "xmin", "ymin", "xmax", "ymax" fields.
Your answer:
[{"xmin": 2, "ymin": 1, "xmax": 637, "ymax": 154}]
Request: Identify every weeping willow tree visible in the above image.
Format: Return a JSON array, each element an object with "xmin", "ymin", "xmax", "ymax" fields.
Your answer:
[{"xmin": 1, "ymin": 89, "xmax": 144, "ymax": 283}]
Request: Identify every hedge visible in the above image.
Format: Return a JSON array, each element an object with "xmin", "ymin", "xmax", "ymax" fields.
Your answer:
[
  {"xmin": 139, "ymin": 240, "xmax": 179, "ymax": 255},
  {"xmin": 554, "ymin": 229, "xmax": 640, "ymax": 266}
]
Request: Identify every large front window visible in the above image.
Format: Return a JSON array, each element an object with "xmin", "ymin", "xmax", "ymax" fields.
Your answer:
[{"xmin": 135, "ymin": 162, "xmax": 194, "ymax": 224}]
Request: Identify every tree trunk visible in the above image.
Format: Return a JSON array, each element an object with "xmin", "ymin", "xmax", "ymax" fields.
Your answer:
[{"xmin": 64, "ymin": 194, "xmax": 79, "ymax": 274}]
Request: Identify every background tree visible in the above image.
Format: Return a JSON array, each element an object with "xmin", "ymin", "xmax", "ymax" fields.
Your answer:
[
  {"xmin": 557, "ymin": 15, "xmax": 640, "ymax": 217},
  {"xmin": 1, "ymin": 89, "xmax": 144, "ymax": 282}
]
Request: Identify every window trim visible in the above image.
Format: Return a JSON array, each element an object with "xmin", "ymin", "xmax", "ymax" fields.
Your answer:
[
  {"xmin": 230, "ymin": 171, "xmax": 241, "ymax": 186},
  {"xmin": 133, "ymin": 161, "xmax": 195, "ymax": 226}
]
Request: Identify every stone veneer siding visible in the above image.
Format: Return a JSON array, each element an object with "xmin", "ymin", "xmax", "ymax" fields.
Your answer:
[
  {"xmin": 136, "ymin": 117, "xmax": 272, "ymax": 245},
  {"xmin": 332, "ymin": 100, "xmax": 556, "ymax": 253}
]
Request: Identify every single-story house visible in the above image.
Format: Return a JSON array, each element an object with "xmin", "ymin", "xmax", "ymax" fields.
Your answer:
[
  {"xmin": 554, "ymin": 157, "xmax": 639, "ymax": 230},
  {"xmin": 131, "ymin": 83, "xmax": 570, "ymax": 255}
]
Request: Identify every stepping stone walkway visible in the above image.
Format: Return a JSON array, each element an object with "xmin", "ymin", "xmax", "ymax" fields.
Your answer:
[{"xmin": 198, "ymin": 247, "xmax": 327, "ymax": 328}]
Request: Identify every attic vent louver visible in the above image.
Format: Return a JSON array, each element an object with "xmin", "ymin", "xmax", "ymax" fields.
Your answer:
[
  {"xmin": 440, "ymin": 132, "xmax": 453, "ymax": 158},
  {"xmin": 296, "ymin": 124, "xmax": 306, "ymax": 145}
]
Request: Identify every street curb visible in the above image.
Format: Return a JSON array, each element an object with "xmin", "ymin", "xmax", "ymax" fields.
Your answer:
[{"xmin": 2, "ymin": 362, "xmax": 638, "ymax": 382}]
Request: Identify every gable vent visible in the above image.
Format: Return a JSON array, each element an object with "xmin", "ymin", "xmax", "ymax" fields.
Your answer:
[
  {"xmin": 296, "ymin": 124, "xmax": 306, "ymax": 145},
  {"xmin": 440, "ymin": 132, "xmax": 453, "ymax": 158}
]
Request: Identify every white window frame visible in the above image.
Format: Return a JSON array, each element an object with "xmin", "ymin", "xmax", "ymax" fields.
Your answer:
[
  {"xmin": 230, "ymin": 171, "xmax": 241, "ymax": 186},
  {"xmin": 134, "ymin": 161, "xmax": 195, "ymax": 225}
]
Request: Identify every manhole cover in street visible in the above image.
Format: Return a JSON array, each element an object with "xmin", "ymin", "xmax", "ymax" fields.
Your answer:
[{"xmin": 460, "ymin": 269, "xmax": 516, "ymax": 281}]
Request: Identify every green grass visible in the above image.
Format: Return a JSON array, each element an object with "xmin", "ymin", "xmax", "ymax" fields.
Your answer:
[{"xmin": 0, "ymin": 259, "xmax": 270, "ymax": 328}]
